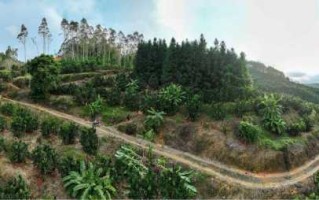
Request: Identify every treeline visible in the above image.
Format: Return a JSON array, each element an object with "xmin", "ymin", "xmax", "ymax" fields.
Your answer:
[
  {"xmin": 134, "ymin": 34, "xmax": 252, "ymax": 102},
  {"xmin": 59, "ymin": 18, "xmax": 144, "ymax": 70}
]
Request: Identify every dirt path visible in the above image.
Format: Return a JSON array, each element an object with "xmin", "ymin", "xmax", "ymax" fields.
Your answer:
[{"xmin": 3, "ymin": 97, "xmax": 319, "ymax": 189}]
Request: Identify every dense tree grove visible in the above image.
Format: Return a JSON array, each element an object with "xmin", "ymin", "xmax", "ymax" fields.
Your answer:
[
  {"xmin": 59, "ymin": 18, "xmax": 143, "ymax": 69},
  {"xmin": 27, "ymin": 55, "xmax": 60, "ymax": 101},
  {"xmin": 134, "ymin": 35, "xmax": 252, "ymax": 102}
]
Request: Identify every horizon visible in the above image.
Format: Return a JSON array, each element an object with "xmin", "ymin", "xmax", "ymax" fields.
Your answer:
[{"xmin": 1, "ymin": 0, "xmax": 319, "ymax": 83}]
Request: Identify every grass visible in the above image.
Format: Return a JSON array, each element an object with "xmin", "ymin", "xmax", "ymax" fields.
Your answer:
[
  {"xmin": 101, "ymin": 105, "xmax": 131, "ymax": 125},
  {"xmin": 257, "ymin": 131, "xmax": 304, "ymax": 151}
]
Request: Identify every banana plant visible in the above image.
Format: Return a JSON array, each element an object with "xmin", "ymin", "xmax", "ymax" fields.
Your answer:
[{"xmin": 63, "ymin": 161, "xmax": 116, "ymax": 200}]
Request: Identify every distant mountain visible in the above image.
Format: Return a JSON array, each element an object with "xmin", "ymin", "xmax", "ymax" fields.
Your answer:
[
  {"xmin": 307, "ymin": 83, "xmax": 319, "ymax": 89},
  {"xmin": 248, "ymin": 61, "xmax": 319, "ymax": 104}
]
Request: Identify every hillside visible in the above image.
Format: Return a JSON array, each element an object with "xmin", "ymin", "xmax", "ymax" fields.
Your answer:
[{"xmin": 248, "ymin": 61, "xmax": 319, "ymax": 104}]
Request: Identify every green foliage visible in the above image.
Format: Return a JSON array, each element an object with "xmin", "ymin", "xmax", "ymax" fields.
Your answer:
[
  {"xmin": 259, "ymin": 94, "xmax": 286, "ymax": 135},
  {"xmin": 238, "ymin": 121, "xmax": 261, "ymax": 143},
  {"xmin": 114, "ymin": 146, "xmax": 197, "ymax": 199},
  {"xmin": 143, "ymin": 129, "xmax": 156, "ymax": 142},
  {"xmin": 144, "ymin": 108, "xmax": 165, "ymax": 133},
  {"xmin": 158, "ymin": 84, "xmax": 185, "ymax": 115},
  {"xmin": 134, "ymin": 35, "xmax": 251, "ymax": 102},
  {"xmin": 0, "ymin": 175, "xmax": 30, "ymax": 199},
  {"xmin": 117, "ymin": 123, "xmax": 137, "ymax": 135},
  {"xmin": 101, "ymin": 106, "xmax": 130, "ymax": 125},
  {"xmin": 0, "ymin": 137, "xmax": 5, "ymax": 152},
  {"xmin": 88, "ymin": 95, "xmax": 103, "ymax": 119},
  {"xmin": 209, "ymin": 103, "xmax": 227, "ymax": 120},
  {"xmin": 123, "ymin": 80, "xmax": 140, "ymax": 111},
  {"xmin": 74, "ymin": 81, "xmax": 97, "ymax": 105},
  {"xmin": 287, "ymin": 119, "xmax": 306, "ymax": 136},
  {"xmin": 63, "ymin": 161, "xmax": 116, "ymax": 200},
  {"xmin": 32, "ymin": 144, "xmax": 58, "ymax": 175},
  {"xmin": 105, "ymin": 87, "xmax": 122, "ymax": 106},
  {"xmin": 10, "ymin": 108, "xmax": 39, "ymax": 137},
  {"xmin": 140, "ymin": 90, "xmax": 159, "ymax": 113},
  {"xmin": 58, "ymin": 155, "xmax": 82, "ymax": 177},
  {"xmin": 0, "ymin": 103, "xmax": 17, "ymax": 116},
  {"xmin": 80, "ymin": 127, "xmax": 99, "ymax": 155},
  {"xmin": 41, "ymin": 117, "xmax": 60, "ymax": 137},
  {"xmin": 9, "ymin": 141, "xmax": 29, "ymax": 163},
  {"xmin": 27, "ymin": 55, "xmax": 60, "ymax": 101},
  {"xmin": 186, "ymin": 94, "xmax": 201, "ymax": 121},
  {"xmin": 0, "ymin": 115, "xmax": 6, "ymax": 132},
  {"xmin": 59, "ymin": 122, "xmax": 79, "ymax": 145}
]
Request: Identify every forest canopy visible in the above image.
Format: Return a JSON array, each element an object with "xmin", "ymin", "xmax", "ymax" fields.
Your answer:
[{"xmin": 134, "ymin": 34, "xmax": 252, "ymax": 102}]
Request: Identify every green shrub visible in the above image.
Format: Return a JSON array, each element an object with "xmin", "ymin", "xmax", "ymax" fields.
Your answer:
[
  {"xmin": 9, "ymin": 141, "xmax": 29, "ymax": 163},
  {"xmin": 144, "ymin": 108, "xmax": 165, "ymax": 133},
  {"xmin": 143, "ymin": 129, "xmax": 155, "ymax": 142},
  {"xmin": 88, "ymin": 95, "xmax": 103, "ymax": 119},
  {"xmin": 140, "ymin": 91, "xmax": 159, "ymax": 113},
  {"xmin": 159, "ymin": 84, "xmax": 185, "ymax": 115},
  {"xmin": 238, "ymin": 121, "xmax": 261, "ymax": 143},
  {"xmin": 186, "ymin": 94, "xmax": 201, "ymax": 121},
  {"xmin": 0, "ymin": 115, "xmax": 6, "ymax": 132},
  {"xmin": 0, "ymin": 175, "xmax": 30, "ymax": 199},
  {"xmin": 11, "ymin": 108, "xmax": 39, "ymax": 137},
  {"xmin": 118, "ymin": 123, "xmax": 137, "ymax": 135},
  {"xmin": 106, "ymin": 87, "xmax": 122, "ymax": 106},
  {"xmin": 210, "ymin": 103, "xmax": 227, "ymax": 120},
  {"xmin": 0, "ymin": 137, "xmax": 5, "ymax": 152},
  {"xmin": 123, "ymin": 80, "xmax": 140, "ymax": 111},
  {"xmin": 58, "ymin": 155, "xmax": 82, "ymax": 177},
  {"xmin": 0, "ymin": 103, "xmax": 17, "ymax": 116},
  {"xmin": 59, "ymin": 122, "xmax": 79, "ymax": 145},
  {"xmin": 287, "ymin": 120, "xmax": 306, "ymax": 136},
  {"xmin": 41, "ymin": 117, "xmax": 60, "ymax": 137},
  {"xmin": 80, "ymin": 127, "xmax": 99, "ymax": 155},
  {"xmin": 32, "ymin": 144, "xmax": 58, "ymax": 175}
]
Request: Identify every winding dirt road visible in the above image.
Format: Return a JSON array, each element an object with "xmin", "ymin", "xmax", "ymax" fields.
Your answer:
[{"xmin": 3, "ymin": 97, "xmax": 319, "ymax": 189}]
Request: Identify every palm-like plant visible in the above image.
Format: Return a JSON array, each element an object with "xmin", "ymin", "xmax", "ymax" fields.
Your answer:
[
  {"xmin": 159, "ymin": 84, "xmax": 185, "ymax": 115},
  {"xmin": 144, "ymin": 108, "xmax": 165, "ymax": 132},
  {"xmin": 63, "ymin": 161, "xmax": 116, "ymax": 200},
  {"xmin": 88, "ymin": 95, "xmax": 103, "ymax": 119},
  {"xmin": 259, "ymin": 94, "xmax": 286, "ymax": 135}
]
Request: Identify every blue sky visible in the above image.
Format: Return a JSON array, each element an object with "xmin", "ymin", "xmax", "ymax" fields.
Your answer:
[{"xmin": 1, "ymin": 0, "xmax": 319, "ymax": 82}]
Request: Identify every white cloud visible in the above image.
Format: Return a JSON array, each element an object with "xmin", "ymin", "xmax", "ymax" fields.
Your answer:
[{"xmin": 154, "ymin": 0, "xmax": 195, "ymax": 40}]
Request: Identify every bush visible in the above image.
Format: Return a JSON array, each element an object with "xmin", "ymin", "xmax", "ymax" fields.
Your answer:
[
  {"xmin": 143, "ymin": 129, "xmax": 155, "ymax": 142},
  {"xmin": 11, "ymin": 108, "xmax": 39, "ymax": 137},
  {"xmin": 0, "ymin": 116, "xmax": 6, "ymax": 132},
  {"xmin": 32, "ymin": 144, "xmax": 58, "ymax": 174},
  {"xmin": 0, "ymin": 103, "xmax": 17, "ymax": 116},
  {"xmin": 0, "ymin": 175, "xmax": 30, "ymax": 199},
  {"xmin": 41, "ymin": 117, "xmax": 60, "ymax": 137},
  {"xmin": 59, "ymin": 122, "xmax": 79, "ymax": 144},
  {"xmin": 105, "ymin": 87, "xmax": 122, "ymax": 106},
  {"xmin": 287, "ymin": 120, "xmax": 306, "ymax": 136},
  {"xmin": 80, "ymin": 127, "xmax": 99, "ymax": 155},
  {"xmin": 144, "ymin": 109, "xmax": 165, "ymax": 133},
  {"xmin": 210, "ymin": 103, "xmax": 227, "ymax": 120},
  {"xmin": 186, "ymin": 94, "xmax": 201, "ymax": 121},
  {"xmin": 140, "ymin": 91, "xmax": 159, "ymax": 113},
  {"xmin": 9, "ymin": 141, "xmax": 29, "ymax": 163},
  {"xmin": 238, "ymin": 121, "xmax": 261, "ymax": 143},
  {"xmin": 123, "ymin": 80, "xmax": 140, "ymax": 111},
  {"xmin": 58, "ymin": 155, "xmax": 82, "ymax": 177},
  {"xmin": 158, "ymin": 84, "xmax": 185, "ymax": 115},
  {"xmin": 118, "ymin": 123, "xmax": 137, "ymax": 135},
  {"xmin": 0, "ymin": 137, "xmax": 5, "ymax": 152}
]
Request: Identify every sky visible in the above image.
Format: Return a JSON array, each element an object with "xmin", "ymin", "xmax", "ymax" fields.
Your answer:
[{"xmin": 1, "ymin": 0, "xmax": 319, "ymax": 83}]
